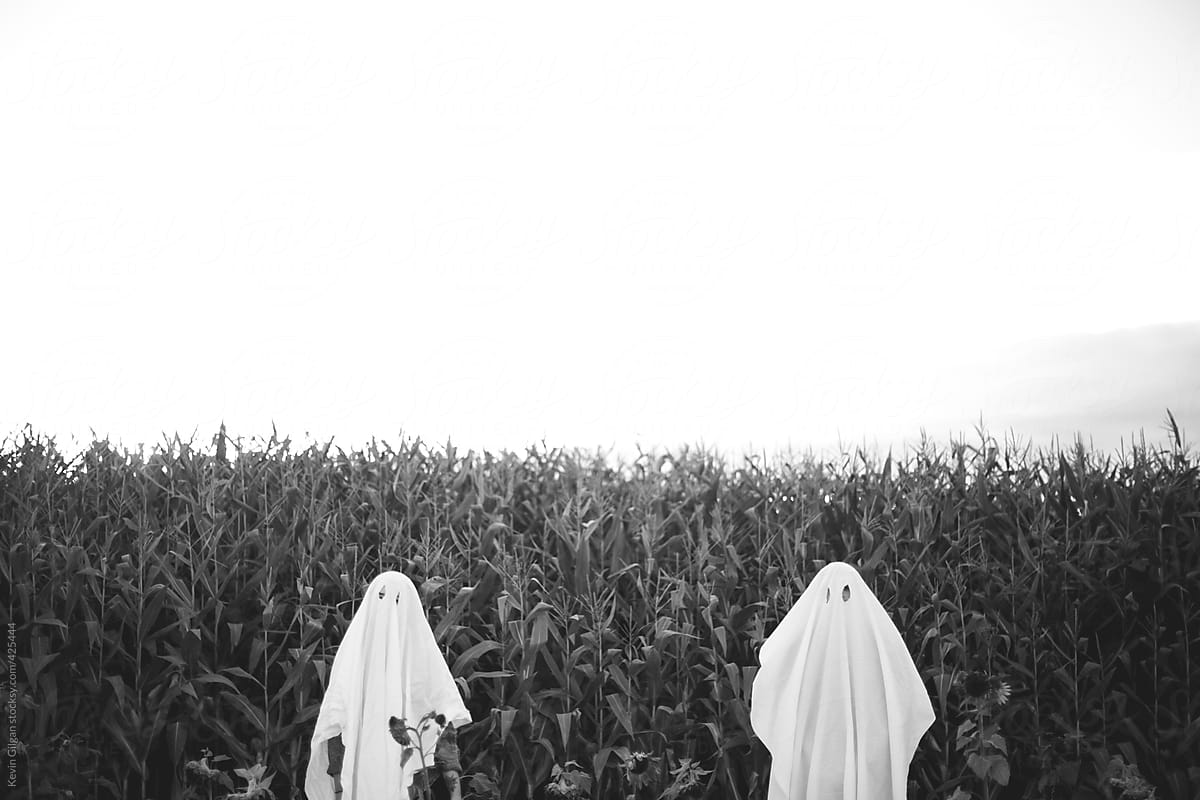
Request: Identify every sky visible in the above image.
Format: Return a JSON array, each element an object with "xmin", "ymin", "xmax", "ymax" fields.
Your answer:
[{"xmin": 4, "ymin": 1, "xmax": 1200, "ymax": 461}]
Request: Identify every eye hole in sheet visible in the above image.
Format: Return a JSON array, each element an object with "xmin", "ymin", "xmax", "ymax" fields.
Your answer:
[
  {"xmin": 842, "ymin": 585, "xmax": 851, "ymax": 601},
  {"xmin": 378, "ymin": 588, "xmax": 386, "ymax": 600}
]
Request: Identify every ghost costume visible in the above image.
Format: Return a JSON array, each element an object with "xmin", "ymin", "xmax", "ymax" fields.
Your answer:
[
  {"xmin": 305, "ymin": 571, "xmax": 471, "ymax": 800},
  {"xmin": 750, "ymin": 562, "xmax": 934, "ymax": 800}
]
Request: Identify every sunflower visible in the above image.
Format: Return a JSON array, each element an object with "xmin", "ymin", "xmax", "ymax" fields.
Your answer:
[
  {"xmin": 960, "ymin": 671, "xmax": 1011, "ymax": 707},
  {"xmin": 962, "ymin": 671, "xmax": 990, "ymax": 699},
  {"xmin": 990, "ymin": 676, "xmax": 1012, "ymax": 705},
  {"xmin": 388, "ymin": 716, "xmax": 412, "ymax": 747},
  {"xmin": 626, "ymin": 751, "xmax": 652, "ymax": 775}
]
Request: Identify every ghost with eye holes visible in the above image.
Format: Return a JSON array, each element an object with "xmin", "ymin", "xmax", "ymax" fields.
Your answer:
[
  {"xmin": 750, "ymin": 562, "xmax": 934, "ymax": 800},
  {"xmin": 305, "ymin": 571, "xmax": 471, "ymax": 800}
]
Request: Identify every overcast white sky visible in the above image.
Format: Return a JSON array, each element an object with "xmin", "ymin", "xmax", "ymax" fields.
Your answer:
[{"xmin": 4, "ymin": 1, "xmax": 1200, "ymax": 460}]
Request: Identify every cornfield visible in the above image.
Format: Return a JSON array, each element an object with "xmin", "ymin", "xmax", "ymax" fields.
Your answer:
[{"xmin": 3, "ymin": 422, "xmax": 1198, "ymax": 799}]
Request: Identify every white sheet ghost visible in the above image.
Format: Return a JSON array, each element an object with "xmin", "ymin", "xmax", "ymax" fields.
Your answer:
[
  {"xmin": 750, "ymin": 562, "xmax": 934, "ymax": 800},
  {"xmin": 305, "ymin": 571, "xmax": 471, "ymax": 800}
]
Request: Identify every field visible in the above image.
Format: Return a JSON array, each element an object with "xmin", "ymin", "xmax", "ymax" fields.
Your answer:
[{"xmin": 4, "ymin": 424, "xmax": 1198, "ymax": 799}]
